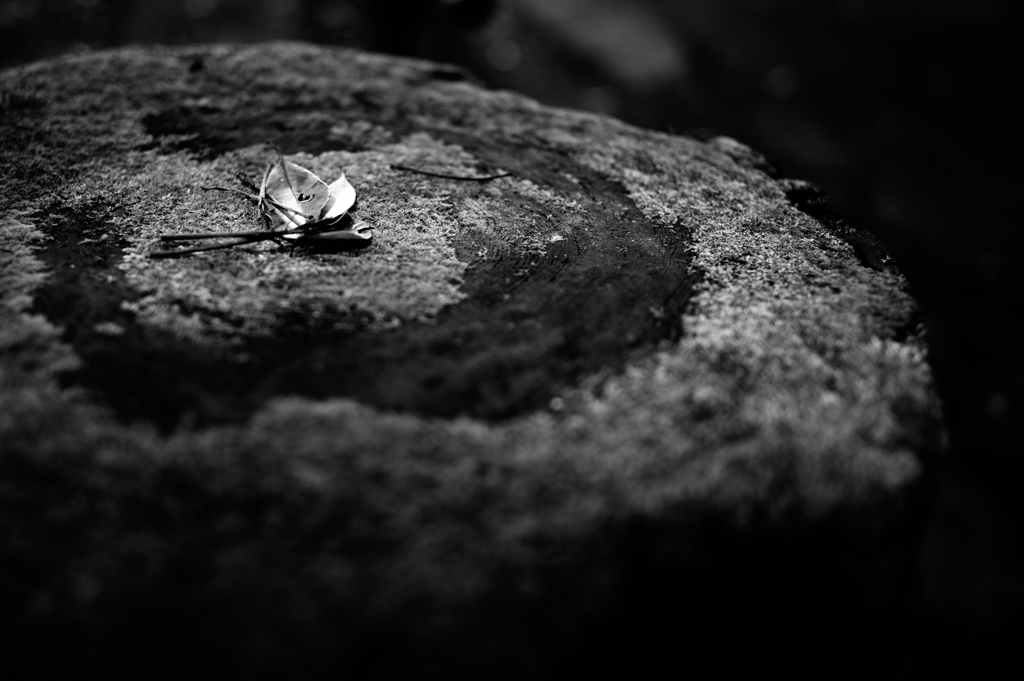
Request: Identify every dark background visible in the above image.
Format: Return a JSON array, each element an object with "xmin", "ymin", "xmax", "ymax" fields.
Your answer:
[{"xmin": 2, "ymin": 0, "xmax": 1020, "ymax": 657}]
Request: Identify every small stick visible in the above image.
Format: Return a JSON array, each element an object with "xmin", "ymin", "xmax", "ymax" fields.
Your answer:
[
  {"xmin": 390, "ymin": 164, "xmax": 511, "ymax": 182},
  {"xmin": 275, "ymin": 147, "xmax": 299, "ymax": 202},
  {"xmin": 149, "ymin": 237, "xmax": 268, "ymax": 258},
  {"xmin": 202, "ymin": 186, "xmax": 312, "ymax": 220},
  {"xmin": 158, "ymin": 228, "xmax": 305, "ymax": 241},
  {"xmin": 259, "ymin": 163, "xmax": 271, "ymax": 205},
  {"xmin": 157, "ymin": 218, "xmax": 351, "ymax": 244},
  {"xmin": 266, "ymin": 198, "xmax": 301, "ymax": 231},
  {"xmin": 254, "ymin": 163, "xmax": 272, "ymax": 228}
]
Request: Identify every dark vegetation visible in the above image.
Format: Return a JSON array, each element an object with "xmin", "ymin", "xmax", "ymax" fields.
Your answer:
[{"xmin": 2, "ymin": 0, "xmax": 1020, "ymax": 675}]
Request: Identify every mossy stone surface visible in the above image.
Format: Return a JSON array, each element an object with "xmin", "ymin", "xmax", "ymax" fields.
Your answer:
[{"xmin": 1, "ymin": 43, "xmax": 941, "ymax": 677}]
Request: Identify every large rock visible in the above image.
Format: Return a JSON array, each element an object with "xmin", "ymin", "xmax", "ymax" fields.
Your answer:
[{"xmin": 1, "ymin": 43, "xmax": 941, "ymax": 677}]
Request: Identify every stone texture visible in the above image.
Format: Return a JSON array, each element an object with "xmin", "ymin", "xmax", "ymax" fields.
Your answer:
[{"xmin": 1, "ymin": 43, "xmax": 942, "ymax": 677}]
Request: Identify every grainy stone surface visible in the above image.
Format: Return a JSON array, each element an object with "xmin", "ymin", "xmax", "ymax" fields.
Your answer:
[{"xmin": 1, "ymin": 43, "xmax": 942, "ymax": 678}]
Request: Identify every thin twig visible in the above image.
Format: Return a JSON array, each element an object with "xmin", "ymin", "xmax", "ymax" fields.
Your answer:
[
  {"xmin": 390, "ymin": 164, "xmax": 511, "ymax": 182},
  {"xmin": 275, "ymin": 146, "xmax": 299, "ymax": 200},
  {"xmin": 156, "ymin": 216, "xmax": 351, "ymax": 245},
  {"xmin": 158, "ymin": 227, "xmax": 305, "ymax": 241},
  {"xmin": 149, "ymin": 236, "xmax": 271, "ymax": 258},
  {"xmin": 202, "ymin": 186, "xmax": 312, "ymax": 220},
  {"xmin": 259, "ymin": 163, "xmax": 271, "ymax": 202}
]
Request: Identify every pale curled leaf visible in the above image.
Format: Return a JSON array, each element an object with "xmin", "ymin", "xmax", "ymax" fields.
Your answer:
[
  {"xmin": 322, "ymin": 173, "xmax": 356, "ymax": 220},
  {"xmin": 281, "ymin": 172, "xmax": 359, "ymax": 240},
  {"xmin": 265, "ymin": 160, "xmax": 330, "ymax": 229},
  {"xmin": 150, "ymin": 154, "xmax": 369, "ymax": 257}
]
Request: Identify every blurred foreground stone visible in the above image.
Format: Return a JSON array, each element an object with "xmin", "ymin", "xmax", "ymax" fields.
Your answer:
[{"xmin": 0, "ymin": 43, "xmax": 941, "ymax": 678}]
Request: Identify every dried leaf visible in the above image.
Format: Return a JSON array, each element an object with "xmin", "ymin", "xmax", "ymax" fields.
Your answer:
[
  {"xmin": 323, "ymin": 173, "xmax": 356, "ymax": 220},
  {"xmin": 150, "ymin": 151, "xmax": 372, "ymax": 258},
  {"xmin": 280, "ymin": 172, "xmax": 358, "ymax": 240},
  {"xmin": 265, "ymin": 159, "xmax": 330, "ymax": 230}
]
